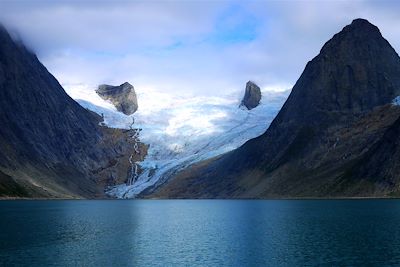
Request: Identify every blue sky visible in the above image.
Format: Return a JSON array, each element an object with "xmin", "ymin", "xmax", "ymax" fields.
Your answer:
[
  {"xmin": 0, "ymin": 0, "xmax": 399, "ymax": 96},
  {"xmin": 210, "ymin": 4, "xmax": 260, "ymax": 44}
]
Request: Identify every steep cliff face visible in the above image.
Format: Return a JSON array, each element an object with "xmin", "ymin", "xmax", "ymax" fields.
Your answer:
[
  {"xmin": 148, "ymin": 19, "xmax": 400, "ymax": 198},
  {"xmin": 0, "ymin": 26, "xmax": 143, "ymax": 198},
  {"xmin": 96, "ymin": 82, "xmax": 138, "ymax": 115}
]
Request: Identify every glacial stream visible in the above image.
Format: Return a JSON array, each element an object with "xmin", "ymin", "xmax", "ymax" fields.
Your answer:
[
  {"xmin": 65, "ymin": 84, "xmax": 289, "ymax": 198},
  {"xmin": 126, "ymin": 117, "xmax": 141, "ymax": 187}
]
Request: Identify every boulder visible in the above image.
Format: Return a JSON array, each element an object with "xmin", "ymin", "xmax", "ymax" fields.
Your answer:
[
  {"xmin": 96, "ymin": 82, "xmax": 138, "ymax": 115},
  {"xmin": 240, "ymin": 81, "xmax": 261, "ymax": 110}
]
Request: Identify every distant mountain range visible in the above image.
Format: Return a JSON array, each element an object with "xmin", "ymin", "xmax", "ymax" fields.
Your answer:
[{"xmin": 1, "ymin": 18, "xmax": 400, "ymax": 199}]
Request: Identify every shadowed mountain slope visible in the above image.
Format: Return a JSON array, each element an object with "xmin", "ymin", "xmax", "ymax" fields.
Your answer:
[{"xmin": 0, "ymin": 26, "xmax": 143, "ymax": 198}]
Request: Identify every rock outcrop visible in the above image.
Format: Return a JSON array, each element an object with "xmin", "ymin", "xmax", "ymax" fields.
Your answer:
[
  {"xmin": 96, "ymin": 82, "xmax": 138, "ymax": 115},
  {"xmin": 147, "ymin": 19, "xmax": 400, "ymax": 198},
  {"xmin": 0, "ymin": 25, "xmax": 144, "ymax": 198},
  {"xmin": 240, "ymin": 81, "xmax": 261, "ymax": 110}
]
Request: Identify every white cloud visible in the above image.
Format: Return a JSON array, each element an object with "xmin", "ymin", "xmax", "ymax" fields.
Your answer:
[{"xmin": 0, "ymin": 0, "xmax": 399, "ymax": 96}]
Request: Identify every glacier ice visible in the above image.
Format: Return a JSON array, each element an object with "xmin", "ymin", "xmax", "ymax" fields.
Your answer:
[{"xmin": 64, "ymin": 83, "xmax": 289, "ymax": 198}]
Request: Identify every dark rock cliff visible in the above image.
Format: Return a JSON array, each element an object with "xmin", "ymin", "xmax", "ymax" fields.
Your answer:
[
  {"xmin": 148, "ymin": 19, "xmax": 400, "ymax": 198},
  {"xmin": 96, "ymin": 82, "xmax": 138, "ymax": 115},
  {"xmin": 240, "ymin": 81, "xmax": 261, "ymax": 110},
  {"xmin": 0, "ymin": 26, "xmax": 143, "ymax": 198}
]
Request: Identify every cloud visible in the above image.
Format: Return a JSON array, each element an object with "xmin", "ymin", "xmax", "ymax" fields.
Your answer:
[{"xmin": 0, "ymin": 0, "xmax": 399, "ymax": 96}]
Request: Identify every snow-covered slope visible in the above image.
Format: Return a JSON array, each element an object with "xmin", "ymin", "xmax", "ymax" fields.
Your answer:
[{"xmin": 64, "ymin": 84, "xmax": 289, "ymax": 198}]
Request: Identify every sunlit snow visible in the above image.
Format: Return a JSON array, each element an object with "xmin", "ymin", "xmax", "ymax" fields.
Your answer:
[{"xmin": 64, "ymin": 83, "xmax": 289, "ymax": 198}]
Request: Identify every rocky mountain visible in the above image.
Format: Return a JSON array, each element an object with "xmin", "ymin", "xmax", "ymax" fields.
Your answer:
[
  {"xmin": 148, "ymin": 19, "xmax": 400, "ymax": 198},
  {"xmin": 240, "ymin": 81, "xmax": 261, "ymax": 110},
  {"xmin": 0, "ymin": 26, "xmax": 144, "ymax": 198},
  {"xmin": 96, "ymin": 82, "xmax": 138, "ymax": 115}
]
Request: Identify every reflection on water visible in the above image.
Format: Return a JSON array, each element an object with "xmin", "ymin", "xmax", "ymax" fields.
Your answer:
[{"xmin": 1, "ymin": 200, "xmax": 400, "ymax": 266}]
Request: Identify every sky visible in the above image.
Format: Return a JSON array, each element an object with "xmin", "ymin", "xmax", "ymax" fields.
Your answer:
[{"xmin": 0, "ymin": 0, "xmax": 400, "ymax": 96}]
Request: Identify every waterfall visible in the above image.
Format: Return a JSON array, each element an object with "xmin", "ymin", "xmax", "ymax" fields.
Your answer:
[{"xmin": 126, "ymin": 117, "xmax": 141, "ymax": 186}]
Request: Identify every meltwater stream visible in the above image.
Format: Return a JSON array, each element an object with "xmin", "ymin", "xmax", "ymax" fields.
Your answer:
[
  {"xmin": 1, "ymin": 200, "xmax": 400, "ymax": 266},
  {"xmin": 65, "ymin": 84, "xmax": 289, "ymax": 198}
]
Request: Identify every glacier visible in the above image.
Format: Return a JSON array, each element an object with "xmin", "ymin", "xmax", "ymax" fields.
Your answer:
[{"xmin": 64, "ymin": 84, "xmax": 289, "ymax": 198}]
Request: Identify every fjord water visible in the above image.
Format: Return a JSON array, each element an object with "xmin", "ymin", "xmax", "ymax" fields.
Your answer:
[{"xmin": 1, "ymin": 200, "xmax": 400, "ymax": 266}]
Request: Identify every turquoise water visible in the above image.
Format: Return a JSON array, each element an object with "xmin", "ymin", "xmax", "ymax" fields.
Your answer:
[{"xmin": 1, "ymin": 200, "xmax": 400, "ymax": 266}]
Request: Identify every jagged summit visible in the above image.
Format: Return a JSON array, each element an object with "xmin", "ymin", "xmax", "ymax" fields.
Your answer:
[
  {"xmin": 282, "ymin": 18, "xmax": 400, "ymax": 122},
  {"xmin": 348, "ymin": 18, "xmax": 381, "ymax": 33},
  {"xmin": 350, "ymin": 18, "xmax": 377, "ymax": 26},
  {"xmin": 320, "ymin": 18, "xmax": 393, "ymax": 57},
  {"xmin": 342, "ymin": 18, "xmax": 380, "ymax": 35}
]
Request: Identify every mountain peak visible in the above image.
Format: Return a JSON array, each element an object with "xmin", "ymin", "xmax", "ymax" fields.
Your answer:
[
  {"xmin": 320, "ymin": 18, "xmax": 387, "ymax": 57},
  {"xmin": 295, "ymin": 18, "xmax": 400, "ymax": 117},
  {"xmin": 344, "ymin": 18, "xmax": 381, "ymax": 36},
  {"xmin": 350, "ymin": 18, "xmax": 377, "ymax": 28}
]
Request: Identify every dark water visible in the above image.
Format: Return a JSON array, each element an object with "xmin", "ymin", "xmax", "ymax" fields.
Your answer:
[{"xmin": 1, "ymin": 200, "xmax": 400, "ymax": 266}]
